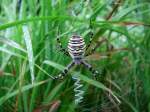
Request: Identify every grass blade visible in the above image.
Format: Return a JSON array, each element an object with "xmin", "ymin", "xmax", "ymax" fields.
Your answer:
[
  {"xmin": 0, "ymin": 36, "xmax": 26, "ymax": 52},
  {"xmin": 0, "ymin": 79, "xmax": 51, "ymax": 105},
  {"xmin": 22, "ymin": 25, "xmax": 35, "ymax": 84}
]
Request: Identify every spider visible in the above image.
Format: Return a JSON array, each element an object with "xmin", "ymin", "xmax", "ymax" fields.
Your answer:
[{"xmin": 54, "ymin": 31, "xmax": 101, "ymax": 79}]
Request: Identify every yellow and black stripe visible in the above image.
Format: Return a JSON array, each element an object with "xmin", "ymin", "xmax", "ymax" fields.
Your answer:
[{"xmin": 68, "ymin": 35, "xmax": 86, "ymax": 59}]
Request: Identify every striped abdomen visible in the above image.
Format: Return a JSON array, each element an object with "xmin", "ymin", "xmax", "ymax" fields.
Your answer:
[{"xmin": 68, "ymin": 35, "xmax": 86, "ymax": 62}]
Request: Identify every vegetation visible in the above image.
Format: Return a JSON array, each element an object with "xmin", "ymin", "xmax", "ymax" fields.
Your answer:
[{"xmin": 0, "ymin": 0, "xmax": 150, "ymax": 112}]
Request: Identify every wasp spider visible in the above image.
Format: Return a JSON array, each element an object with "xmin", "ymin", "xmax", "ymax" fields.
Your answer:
[{"xmin": 54, "ymin": 33, "xmax": 101, "ymax": 79}]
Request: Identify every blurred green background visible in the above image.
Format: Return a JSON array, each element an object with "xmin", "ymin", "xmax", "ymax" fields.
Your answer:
[{"xmin": 0, "ymin": 0, "xmax": 150, "ymax": 112}]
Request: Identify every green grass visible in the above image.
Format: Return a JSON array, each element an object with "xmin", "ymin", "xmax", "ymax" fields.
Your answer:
[{"xmin": 0, "ymin": 0, "xmax": 150, "ymax": 112}]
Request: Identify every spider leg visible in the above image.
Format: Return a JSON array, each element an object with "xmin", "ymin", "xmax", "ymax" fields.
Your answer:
[
  {"xmin": 86, "ymin": 37, "xmax": 115, "ymax": 57},
  {"xmin": 86, "ymin": 20, "xmax": 94, "ymax": 51},
  {"xmin": 81, "ymin": 60, "xmax": 101, "ymax": 77},
  {"xmin": 56, "ymin": 36, "xmax": 69, "ymax": 56},
  {"xmin": 87, "ymin": 38, "xmax": 108, "ymax": 56},
  {"xmin": 54, "ymin": 61, "xmax": 75, "ymax": 79},
  {"xmin": 86, "ymin": 31, "xmax": 94, "ymax": 51},
  {"xmin": 56, "ymin": 28, "xmax": 69, "ymax": 56}
]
